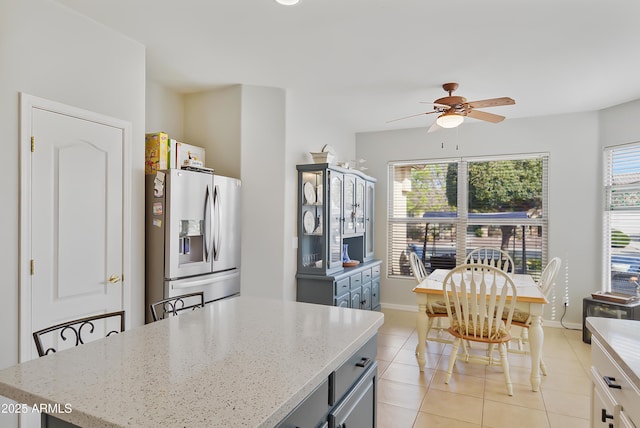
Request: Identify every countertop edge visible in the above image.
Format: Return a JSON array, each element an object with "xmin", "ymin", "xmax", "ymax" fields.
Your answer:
[
  {"xmin": 260, "ymin": 314, "xmax": 384, "ymax": 427},
  {"xmin": 586, "ymin": 317, "xmax": 640, "ymax": 390}
]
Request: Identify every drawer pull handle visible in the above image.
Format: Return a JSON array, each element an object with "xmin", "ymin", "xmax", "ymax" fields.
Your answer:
[
  {"xmin": 604, "ymin": 376, "xmax": 622, "ymax": 389},
  {"xmin": 601, "ymin": 408, "xmax": 614, "ymax": 423},
  {"xmin": 355, "ymin": 357, "xmax": 371, "ymax": 368}
]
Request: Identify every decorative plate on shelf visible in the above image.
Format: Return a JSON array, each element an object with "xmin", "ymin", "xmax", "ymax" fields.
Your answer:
[
  {"xmin": 303, "ymin": 210, "xmax": 315, "ymax": 234},
  {"xmin": 303, "ymin": 181, "xmax": 316, "ymax": 204}
]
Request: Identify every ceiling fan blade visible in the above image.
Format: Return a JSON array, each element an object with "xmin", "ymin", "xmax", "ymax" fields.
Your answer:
[
  {"xmin": 466, "ymin": 109, "xmax": 505, "ymax": 123},
  {"xmin": 467, "ymin": 97, "xmax": 515, "ymax": 109},
  {"xmin": 386, "ymin": 110, "xmax": 438, "ymax": 123},
  {"xmin": 427, "ymin": 121, "xmax": 441, "ymax": 133}
]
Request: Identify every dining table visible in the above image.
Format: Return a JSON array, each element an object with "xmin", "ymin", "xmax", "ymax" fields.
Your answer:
[{"xmin": 412, "ymin": 268, "xmax": 549, "ymax": 391}]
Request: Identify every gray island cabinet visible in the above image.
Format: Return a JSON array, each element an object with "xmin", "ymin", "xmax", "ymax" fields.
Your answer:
[
  {"xmin": 296, "ymin": 163, "xmax": 381, "ymax": 311},
  {"xmin": 0, "ymin": 296, "xmax": 383, "ymax": 428}
]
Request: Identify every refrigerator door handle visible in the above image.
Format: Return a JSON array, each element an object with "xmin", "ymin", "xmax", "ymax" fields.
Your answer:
[
  {"xmin": 213, "ymin": 184, "xmax": 221, "ymax": 260},
  {"xmin": 204, "ymin": 185, "xmax": 215, "ymax": 262}
]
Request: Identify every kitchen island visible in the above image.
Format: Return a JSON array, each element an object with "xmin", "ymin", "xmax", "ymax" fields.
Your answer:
[{"xmin": 0, "ymin": 296, "xmax": 383, "ymax": 427}]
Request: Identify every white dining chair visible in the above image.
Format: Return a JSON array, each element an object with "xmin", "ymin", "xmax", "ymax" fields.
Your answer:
[
  {"xmin": 409, "ymin": 252, "xmax": 453, "ymax": 348},
  {"xmin": 508, "ymin": 257, "xmax": 562, "ymax": 375},
  {"xmin": 466, "ymin": 247, "xmax": 514, "ymax": 274},
  {"xmin": 442, "ymin": 264, "xmax": 517, "ymax": 396}
]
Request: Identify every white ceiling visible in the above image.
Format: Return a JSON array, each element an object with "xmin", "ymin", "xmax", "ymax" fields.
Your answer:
[{"xmin": 56, "ymin": 0, "xmax": 640, "ymax": 133}]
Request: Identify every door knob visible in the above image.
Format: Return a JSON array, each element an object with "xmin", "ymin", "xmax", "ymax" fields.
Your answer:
[{"xmin": 108, "ymin": 275, "xmax": 121, "ymax": 284}]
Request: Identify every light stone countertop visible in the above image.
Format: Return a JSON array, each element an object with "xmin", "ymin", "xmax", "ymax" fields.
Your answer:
[
  {"xmin": 586, "ymin": 317, "xmax": 640, "ymax": 389},
  {"xmin": 0, "ymin": 296, "xmax": 384, "ymax": 427}
]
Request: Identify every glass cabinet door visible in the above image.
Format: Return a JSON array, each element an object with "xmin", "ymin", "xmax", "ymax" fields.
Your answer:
[
  {"xmin": 355, "ymin": 178, "xmax": 365, "ymax": 233},
  {"xmin": 343, "ymin": 174, "xmax": 356, "ymax": 235},
  {"xmin": 365, "ymin": 180, "xmax": 375, "ymax": 259},
  {"xmin": 300, "ymin": 170, "xmax": 324, "ymax": 272},
  {"xmin": 328, "ymin": 172, "xmax": 343, "ymax": 270}
]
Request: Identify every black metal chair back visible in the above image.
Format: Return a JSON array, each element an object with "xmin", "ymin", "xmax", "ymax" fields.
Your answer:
[
  {"xmin": 33, "ymin": 311, "xmax": 125, "ymax": 357},
  {"xmin": 149, "ymin": 292, "xmax": 205, "ymax": 322}
]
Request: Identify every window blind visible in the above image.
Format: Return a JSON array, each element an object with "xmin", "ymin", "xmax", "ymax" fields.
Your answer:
[
  {"xmin": 388, "ymin": 154, "xmax": 549, "ymax": 284},
  {"xmin": 604, "ymin": 143, "xmax": 640, "ymax": 294}
]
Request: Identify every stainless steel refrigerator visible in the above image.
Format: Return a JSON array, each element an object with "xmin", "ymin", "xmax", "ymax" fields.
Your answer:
[{"xmin": 145, "ymin": 169, "xmax": 241, "ymax": 322}]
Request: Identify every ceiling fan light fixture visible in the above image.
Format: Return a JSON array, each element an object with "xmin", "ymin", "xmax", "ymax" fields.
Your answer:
[
  {"xmin": 275, "ymin": 0, "xmax": 300, "ymax": 5},
  {"xmin": 436, "ymin": 112, "xmax": 464, "ymax": 128}
]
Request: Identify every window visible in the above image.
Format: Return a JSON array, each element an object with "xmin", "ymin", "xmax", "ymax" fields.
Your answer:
[
  {"xmin": 604, "ymin": 143, "xmax": 640, "ymax": 295},
  {"xmin": 388, "ymin": 154, "xmax": 548, "ymax": 280}
]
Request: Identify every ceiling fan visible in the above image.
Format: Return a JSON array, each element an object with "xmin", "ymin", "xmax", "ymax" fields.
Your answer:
[{"xmin": 388, "ymin": 83, "xmax": 515, "ymax": 132}]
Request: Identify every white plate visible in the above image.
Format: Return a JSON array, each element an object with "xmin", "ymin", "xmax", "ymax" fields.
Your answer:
[
  {"xmin": 303, "ymin": 210, "xmax": 315, "ymax": 234},
  {"xmin": 316, "ymin": 184, "xmax": 323, "ymax": 204},
  {"xmin": 303, "ymin": 181, "xmax": 316, "ymax": 204}
]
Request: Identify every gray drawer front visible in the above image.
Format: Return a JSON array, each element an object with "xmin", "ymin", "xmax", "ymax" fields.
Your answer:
[
  {"xmin": 329, "ymin": 362, "xmax": 377, "ymax": 428},
  {"xmin": 349, "ymin": 273, "xmax": 362, "ymax": 290},
  {"xmin": 361, "ymin": 268, "xmax": 372, "ymax": 283},
  {"xmin": 329, "ymin": 334, "xmax": 377, "ymax": 405},
  {"xmin": 276, "ymin": 377, "xmax": 329, "ymax": 428},
  {"xmin": 372, "ymin": 264, "xmax": 381, "ymax": 278},
  {"xmin": 335, "ymin": 278, "xmax": 350, "ymax": 296}
]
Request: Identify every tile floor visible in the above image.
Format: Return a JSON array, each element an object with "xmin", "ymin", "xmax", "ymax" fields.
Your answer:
[{"xmin": 376, "ymin": 308, "xmax": 592, "ymax": 428}]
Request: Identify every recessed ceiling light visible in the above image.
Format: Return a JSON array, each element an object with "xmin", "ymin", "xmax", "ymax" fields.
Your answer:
[{"xmin": 275, "ymin": 0, "xmax": 300, "ymax": 5}]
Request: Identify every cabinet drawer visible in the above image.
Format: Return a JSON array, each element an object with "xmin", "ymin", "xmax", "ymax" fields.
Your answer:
[
  {"xmin": 335, "ymin": 278, "xmax": 350, "ymax": 295},
  {"xmin": 592, "ymin": 336, "xmax": 640, "ymax": 425},
  {"xmin": 349, "ymin": 273, "xmax": 362, "ymax": 290},
  {"xmin": 372, "ymin": 264, "xmax": 381, "ymax": 278},
  {"xmin": 329, "ymin": 335, "xmax": 377, "ymax": 405},
  {"xmin": 329, "ymin": 363, "xmax": 376, "ymax": 428},
  {"xmin": 361, "ymin": 268, "xmax": 372, "ymax": 283}
]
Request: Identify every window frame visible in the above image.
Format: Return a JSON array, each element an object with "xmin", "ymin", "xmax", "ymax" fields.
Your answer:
[
  {"xmin": 387, "ymin": 153, "xmax": 549, "ymax": 279},
  {"xmin": 603, "ymin": 142, "xmax": 640, "ymax": 294}
]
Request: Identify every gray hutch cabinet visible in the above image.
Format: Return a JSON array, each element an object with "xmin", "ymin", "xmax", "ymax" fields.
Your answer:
[{"xmin": 296, "ymin": 163, "xmax": 381, "ymax": 311}]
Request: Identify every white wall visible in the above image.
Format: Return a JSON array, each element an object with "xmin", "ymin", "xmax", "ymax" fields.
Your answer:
[
  {"xmin": 0, "ymin": 0, "xmax": 145, "ymax": 425},
  {"xmin": 184, "ymin": 85, "xmax": 242, "ymax": 177},
  {"xmin": 599, "ymin": 99, "xmax": 640, "ymax": 148},
  {"xmin": 146, "ymin": 80, "xmax": 185, "ymax": 139},
  {"xmin": 356, "ymin": 112, "xmax": 600, "ymax": 325}
]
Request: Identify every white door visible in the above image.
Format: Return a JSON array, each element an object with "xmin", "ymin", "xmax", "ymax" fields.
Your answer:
[{"xmin": 20, "ymin": 94, "xmax": 130, "ymax": 362}]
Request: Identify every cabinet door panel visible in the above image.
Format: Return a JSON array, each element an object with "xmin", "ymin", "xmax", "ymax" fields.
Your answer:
[
  {"xmin": 328, "ymin": 172, "xmax": 343, "ymax": 269},
  {"xmin": 343, "ymin": 175, "xmax": 356, "ymax": 235}
]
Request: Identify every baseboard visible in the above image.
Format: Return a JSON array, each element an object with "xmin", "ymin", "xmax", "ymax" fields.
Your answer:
[
  {"xmin": 379, "ymin": 302, "xmax": 584, "ymax": 331},
  {"xmin": 379, "ymin": 302, "xmax": 419, "ymax": 312}
]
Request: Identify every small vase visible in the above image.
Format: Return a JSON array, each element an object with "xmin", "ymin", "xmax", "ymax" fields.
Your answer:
[{"xmin": 342, "ymin": 244, "xmax": 351, "ymax": 263}]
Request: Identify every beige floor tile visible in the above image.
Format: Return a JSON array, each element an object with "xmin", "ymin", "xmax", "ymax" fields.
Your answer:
[
  {"xmin": 419, "ymin": 389, "xmax": 483, "ymax": 425},
  {"xmin": 394, "ymin": 348, "xmax": 442, "ymax": 370},
  {"xmin": 484, "ymin": 378, "xmax": 545, "ymax": 410},
  {"xmin": 485, "ymin": 363, "xmax": 536, "ymax": 387},
  {"xmin": 377, "ymin": 358, "xmax": 391, "ymax": 377},
  {"xmin": 436, "ymin": 353, "xmax": 488, "ymax": 378},
  {"xmin": 377, "ymin": 378, "xmax": 427, "ymax": 411},
  {"xmin": 429, "ymin": 370, "xmax": 485, "ymax": 398},
  {"xmin": 539, "ymin": 369, "xmax": 591, "ymax": 395},
  {"xmin": 378, "ymin": 332, "xmax": 411, "ymax": 349},
  {"xmin": 547, "ymin": 412, "xmax": 589, "ymax": 428},
  {"xmin": 381, "ymin": 362, "xmax": 435, "ymax": 387},
  {"xmin": 413, "ymin": 411, "xmax": 481, "ymax": 428},
  {"xmin": 541, "ymin": 389, "xmax": 590, "ymax": 419},
  {"xmin": 378, "ymin": 324, "xmax": 415, "ymax": 337},
  {"xmin": 482, "ymin": 400, "xmax": 550, "ymax": 428},
  {"xmin": 378, "ymin": 344, "xmax": 401, "ymax": 362},
  {"xmin": 377, "ymin": 402, "xmax": 418, "ymax": 428},
  {"xmin": 542, "ymin": 354, "xmax": 590, "ymax": 379}
]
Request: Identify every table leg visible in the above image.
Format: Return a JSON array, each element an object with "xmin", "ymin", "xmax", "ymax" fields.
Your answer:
[
  {"xmin": 528, "ymin": 314, "xmax": 544, "ymax": 391},
  {"xmin": 416, "ymin": 303, "xmax": 427, "ymax": 372}
]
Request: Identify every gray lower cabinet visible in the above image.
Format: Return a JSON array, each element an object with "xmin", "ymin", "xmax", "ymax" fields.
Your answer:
[
  {"xmin": 297, "ymin": 260, "xmax": 382, "ymax": 311},
  {"xmin": 277, "ymin": 335, "xmax": 378, "ymax": 428}
]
